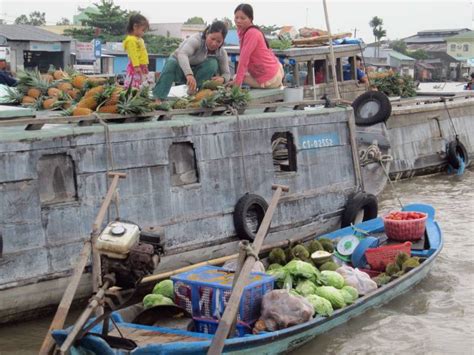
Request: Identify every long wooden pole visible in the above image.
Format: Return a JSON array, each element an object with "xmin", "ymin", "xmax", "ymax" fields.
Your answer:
[
  {"xmin": 208, "ymin": 184, "xmax": 289, "ymax": 355},
  {"xmin": 323, "ymin": 0, "xmax": 341, "ymax": 100},
  {"xmin": 38, "ymin": 242, "xmax": 91, "ymax": 355},
  {"xmin": 38, "ymin": 172, "xmax": 126, "ymax": 354}
]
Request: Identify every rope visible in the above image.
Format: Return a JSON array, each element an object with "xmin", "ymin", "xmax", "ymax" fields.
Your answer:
[
  {"xmin": 359, "ymin": 143, "xmax": 393, "ymax": 167},
  {"xmin": 240, "ymin": 241, "xmax": 259, "ymax": 261},
  {"xmin": 442, "ymin": 99, "xmax": 459, "ymax": 139},
  {"xmin": 98, "ymin": 118, "xmax": 120, "ymax": 221},
  {"xmin": 359, "ymin": 143, "xmax": 403, "ymax": 209},
  {"xmin": 231, "ymin": 107, "xmax": 250, "ymax": 193}
]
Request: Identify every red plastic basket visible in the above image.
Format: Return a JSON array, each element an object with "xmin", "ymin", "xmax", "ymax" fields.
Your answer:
[
  {"xmin": 383, "ymin": 212, "xmax": 427, "ymax": 241},
  {"xmin": 364, "ymin": 242, "xmax": 412, "ymax": 271}
]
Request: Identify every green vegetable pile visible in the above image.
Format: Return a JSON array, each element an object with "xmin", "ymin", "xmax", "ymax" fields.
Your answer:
[
  {"xmin": 372, "ymin": 252, "xmax": 421, "ymax": 287},
  {"xmin": 370, "ymin": 72, "xmax": 417, "ymax": 98},
  {"xmin": 265, "ymin": 239, "xmax": 359, "ymax": 317},
  {"xmin": 142, "ymin": 279, "xmax": 175, "ymax": 309}
]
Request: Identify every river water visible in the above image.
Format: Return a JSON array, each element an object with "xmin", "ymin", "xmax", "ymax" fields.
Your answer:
[{"xmin": 0, "ymin": 172, "xmax": 473, "ymax": 354}]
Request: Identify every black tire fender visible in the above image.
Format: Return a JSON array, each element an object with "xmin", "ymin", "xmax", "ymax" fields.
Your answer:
[
  {"xmin": 352, "ymin": 91, "xmax": 392, "ymax": 126},
  {"xmin": 233, "ymin": 193, "xmax": 268, "ymax": 241},
  {"xmin": 447, "ymin": 139, "xmax": 469, "ymax": 169},
  {"xmin": 341, "ymin": 192, "xmax": 378, "ymax": 228}
]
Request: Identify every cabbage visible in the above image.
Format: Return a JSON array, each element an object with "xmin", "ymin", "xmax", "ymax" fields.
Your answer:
[
  {"xmin": 267, "ymin": 268, "xmax": 293, "ymax": 290},
  {"xmin": 295, "ymin": 280, "xmax": 318, "ymax": 296},
  {"xmin": 143, "ymin": 294, "xmax": 174, "ymax": 309},
  {"xmin": 152, "ymin": 279, "xmax": 174, "ymax": 299},
  {"xmin": 305, "ymin": 294, "xmax": 334, "ymax": 316},
  {"xmin": 284, "ymin": 260, "xmax": 321, "ymax": 283},
  {"xmin": 340, "ymin": 288, "xmax": 355, "ymax": 305},
  {"xmin": 342, "ymin": 286, "xmax": 358, "ymax": 302},
  {"xmin": 320, "ymin": 270, "xmax": 345, "ymax": 289},
  {"xmin": 315, "ymin": 286, "xmax": 346, "ymax": 309}
]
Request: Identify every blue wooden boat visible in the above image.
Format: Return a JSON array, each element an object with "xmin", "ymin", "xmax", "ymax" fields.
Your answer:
[{"xmin": 51, "ymin": 203, "xmax": 442, "ymax": 354}]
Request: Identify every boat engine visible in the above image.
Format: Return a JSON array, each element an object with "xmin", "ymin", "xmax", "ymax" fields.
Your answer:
[{"xmin": 96, "ymin": 221, "xmax": 163, "ymax": 289}]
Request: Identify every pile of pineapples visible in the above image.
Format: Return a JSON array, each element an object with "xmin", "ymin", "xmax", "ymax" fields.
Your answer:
[
  {"xmin": 5, "ymin": 70, "xmax": 250, "ymax": 117},
  {"xmin": 5, "ymin": 68, "xmax": 154, "ymax": 116},
  {"xmin": 160, "ymin": 81, "xmax": 250, "ymax": 111}
]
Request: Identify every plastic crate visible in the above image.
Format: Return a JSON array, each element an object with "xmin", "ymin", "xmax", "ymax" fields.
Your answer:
[
  {"xmin": 383, "ymin": 212, "xmax": 427, "ymax": 241},
  {"xmin": 171, "ymin": 266, "xmax": 275, "ymax": 323},
  {"xmin": 364, "ymin": 242, "xmax": 412, "ymax": 271},
  {"xmin": 193, "ymin": 317, "xmax": 253, "ymax": 337}
]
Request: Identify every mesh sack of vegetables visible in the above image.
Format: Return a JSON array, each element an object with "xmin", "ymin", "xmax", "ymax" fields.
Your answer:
[{"xmin": 254, "ymin": 290, "xmax": 314, "ymax": 332}]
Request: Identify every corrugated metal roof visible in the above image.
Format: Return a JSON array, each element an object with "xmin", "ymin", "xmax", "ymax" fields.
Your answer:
[
  {"xmin": 0, "ymin": 24, "xmax": 71, "ymax": 42},
  {"xmin": 447, "ymin": 31, "xmax": 474, "ymax": 40},
  {"xmin": 389, "ymin": 51, "xmax": 415, "ymax": 61}
]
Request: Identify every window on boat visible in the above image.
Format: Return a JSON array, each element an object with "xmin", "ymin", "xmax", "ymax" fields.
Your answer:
[
  {"xmin": 326, "ymin": 57, "xmax": 343, "ymax": 82},
  {"xmin": 311, "ymin": 60, "xmax": 326, "ymax": 84},
  {"xmin": 450, "ymin": 44, "xmax": 456, "ymax": 51},
  {"xmin": 272, "ymin": 132, "xmax": 297, "ymax": 172},
  {"xmin": 169, "ymin": 142, "xmax": 199, "ymax": 186},
  {"xmin": 38, "ymin": 154, "xmax": 77, "ymax": 205},
  {"xmin": 463, "ymin": 44, "xmax": 469, "ymax": 52}
]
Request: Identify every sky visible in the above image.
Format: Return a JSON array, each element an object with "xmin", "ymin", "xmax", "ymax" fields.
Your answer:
[{"xmin": 0, "ymin": 0, "xmax": 473, "ymax": 43}]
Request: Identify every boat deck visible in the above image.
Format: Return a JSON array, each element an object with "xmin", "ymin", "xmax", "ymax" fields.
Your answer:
[{"xmin": 108, "ymin": 325, "xmax": 209, "ymax": 345}]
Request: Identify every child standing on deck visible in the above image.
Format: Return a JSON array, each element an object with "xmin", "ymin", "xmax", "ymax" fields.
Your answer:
[{"xmin": 123, "ymin": 14, "xmax": 150, "ymax": 89}]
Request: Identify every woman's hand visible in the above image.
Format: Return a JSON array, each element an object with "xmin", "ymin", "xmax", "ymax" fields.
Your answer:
[
  {"xmin": 211, "ymin": 76, "xmax": 225, "ymax": 85},
  {"xmin": 186, "ymin": 74, "xmax": 197, "ymax": 93}
]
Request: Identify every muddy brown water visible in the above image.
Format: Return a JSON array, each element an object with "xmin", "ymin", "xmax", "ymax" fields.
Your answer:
[{"xmin": 0, "ymin": 171, "xmax": 473, "ymax": 354}]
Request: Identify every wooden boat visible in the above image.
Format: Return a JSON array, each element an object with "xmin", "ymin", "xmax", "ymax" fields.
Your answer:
[{"xmin": 51, "ymin": 203, "xmax": 442, "ymax": 354}]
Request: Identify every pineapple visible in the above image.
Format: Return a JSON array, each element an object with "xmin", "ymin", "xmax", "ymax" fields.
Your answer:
[
  {"xmin": 43, "ymin": 98, "xmax": 57, "ymax": 110},
  {"xmin": 27, "ymin": 88, "xmax": 42, "ymax": 99},
  {"xmin": 73, "ymin": 107, "xmax": 93, "ymax": 116},
  {"xmin": 66, "ymin": 88, "xmax": 80, "ymax": 100},
  {"xmin": 76, "ymin": 96, "xmax": 98, "ymax": 110},
  {"xmin": 21, "ymin": 96, "xmax": 36, "ymax": 105},
  {"xmin": 117, "ymin": 91, "xmax": 152, "ymax": 115},
  {"xmin": 202, "ymin": 80, "xmax": 222, "ymax": 90},
  {"xmin": 57, "ymin": 82, "xmax": 73, "ymax": 91},
  {"xmin": 97, "ymin": 104, "xmax": 118, "ymax": 113},
  {"xmin": 47, "ymin": 88, "xmax": 62, "ymax": 97},
  {"xmin": 172, "ymin": 98, "xmax": 190, "ymax": 109},
  {"xmin": 53, "ymin": 70, "xmax": 67, "ymax": 80},
  {"xmin": 84, "ymin": 85, "xmax": 104, "ymax": 98},
  {"xmin": 72, "ymin": 75, "xmax": 88, "ymax": 90},
  {"xmin": 17, "ymin": 69, "xmax": 49, "ymax": 95},
  {"xmin": 193, "ymin": 89, "xmax": 214, "ymax": 101}
]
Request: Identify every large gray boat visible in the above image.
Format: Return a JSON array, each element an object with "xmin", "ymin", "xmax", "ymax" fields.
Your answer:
[
  {"xmin": 227, "ymin": 43, "xmax": 473, "ymax": 179},
  {"xmin": 0, "ymin": 96, "xmax": 380, "ymax": 324}
]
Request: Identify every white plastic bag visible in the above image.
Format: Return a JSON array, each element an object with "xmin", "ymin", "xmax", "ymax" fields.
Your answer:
[{"xmin": 336, "ymin": 265, "xmax": 378, "ymax": 295}]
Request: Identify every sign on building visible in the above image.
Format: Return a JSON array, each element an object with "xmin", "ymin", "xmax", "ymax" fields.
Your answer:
[
  {"xmin": 0, "ymin": 47, "xmax": 11, "ymax": 62},
  {"xmin": 29, "ymin": 42, "xmax": 61, "ymax": 52},
  {"xmin": 75, "ymin": 42, "xmax": 95, "ymax": 61},
  {"xmin": 93, "ymin": 38, "xmax": 101, "ymax": 58}
]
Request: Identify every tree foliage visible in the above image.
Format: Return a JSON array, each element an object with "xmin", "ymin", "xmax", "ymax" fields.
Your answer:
[
  {"xmin": 64, "ymin": 0, "xmax": 182, "ymax": 55},
  {"xmin": 56, "ymin": 18, "xmax": 71, "ymax": 26},
  {"xmin": 64, "ymin": 0, "xmax": 128, "ymax": 42},
  {"xmin": 184, "ymin": 17, "xmax": 205, "ymax": 25},
  {"xmin": 390, "ymin": 39, "xmax": 428, "ymax": 60},
  {"xmin": 14, "ymin": 11, "xmax": 46, "ymax": 26},
  {"xmin": 369, "ymin": 16, "xmax": 386, "ymax": 57}
]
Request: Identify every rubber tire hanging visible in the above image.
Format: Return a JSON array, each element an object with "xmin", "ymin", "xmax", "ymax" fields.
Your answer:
[
  {"xmin": 341, "ymin": 192, "xmax": 378, "ymax": 228},
  {"xmin": 233, "ymin": 194, "xmax": 269, "ymax": 241},
  {"xmin": 447, "ymin": 139, "xmax": 469, "ymax": 169},
  {"xmin": 352, "ymin": 91, "xmax": 392, "ymax": 126}
]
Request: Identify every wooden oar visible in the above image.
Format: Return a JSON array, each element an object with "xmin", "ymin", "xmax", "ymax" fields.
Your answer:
[
  {"xmin": 208, "ymin": 184, "xmax": 289, "ymax": 355},
  {"xmin": 38, "ymin": 172, "xmax": 126, "ymax": 355}
]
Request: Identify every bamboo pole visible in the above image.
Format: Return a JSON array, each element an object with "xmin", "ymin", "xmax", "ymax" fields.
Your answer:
[
  {"xmin": 208, "ymin": 184, "xmax": 289, "ymax": 355},
  {"xmin": 323, "ymin": 0, "xmax": 341, "ymax": 101}
]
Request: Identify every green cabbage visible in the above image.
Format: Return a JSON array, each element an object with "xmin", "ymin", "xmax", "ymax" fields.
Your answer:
[
  {"xmin": 152, "ymin": 279, "xmax": 174, "ymax": 299},
  {"xmin": 315, "ymin": 286, "xmax": 346, "ymax": 309},
  {"xmin": 284, "ymin": 259, "xmax": 321, "ymax": 283},
  {"xmin": 305, "ymin": 294, "xmax": 334, "ymax": 316},
  {"xmin": 342, "ymin": 286, "xmax": 358, "ymax": 302},
  {"xmin": 340, "ymin": 288, "xmax": 355, "ymax": 305},
  {"xmin": 295, "ymin": 280, "xmax": 318, "ymax": 296},
  {"xmin": 143, "ymin": 294, "xmax": 174, "ymax": 309},
  {"xmin": 320, "ymin": 270, "xmax": 345, "ymax": 289},
  {"xmin": 267, "ymin": 268, "xmax": 293, "ymax": 290}
]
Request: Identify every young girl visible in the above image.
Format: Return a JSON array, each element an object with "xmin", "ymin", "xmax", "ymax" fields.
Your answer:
[
  {"xmin": 123, "ymin": 14, "xmax": 150, "ymax": 89},
  {"xmin": 230, "ymin": 3, "xmax": 283, "ymax": 89},
  {"xmin": 152, "ymin": 21, "xmax": 230, "ymax": 100}
]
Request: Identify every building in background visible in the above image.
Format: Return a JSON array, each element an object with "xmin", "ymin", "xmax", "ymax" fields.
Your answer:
[
  {"xmin": 0, "ymin": 24, "xmax": 71, "ymax": 73},
  {"xmin": 446, "ymin": 31, "xmax": 474, "ymax": 78},
  {"xmin": 363, "ymin": 46, "xmax": 416, "ymax": 78}
]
